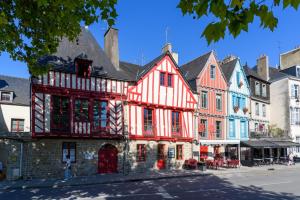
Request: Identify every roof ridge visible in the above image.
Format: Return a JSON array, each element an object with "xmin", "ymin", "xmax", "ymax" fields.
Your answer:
[
  {"xmin": 0, "ymin": 74, "xmax": 29, "ymax": 80},
  {"xmin": 181, "ymin": 51, "xmax": 212, "ymax": 67}
]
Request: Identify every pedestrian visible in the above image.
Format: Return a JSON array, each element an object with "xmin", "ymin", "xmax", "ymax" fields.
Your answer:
[
  {"xmin": 288, "ymin": 152, "xmax": 294, "ymax": 166},
  {"xmin": 64, "ymin": 155, "xmax": 72, "ymax": 180}
]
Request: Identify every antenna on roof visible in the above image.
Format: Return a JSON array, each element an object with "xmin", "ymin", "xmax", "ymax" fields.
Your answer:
[{"xmin": 165, "ymin": 26, "xmax": 169, "ymax": 44}]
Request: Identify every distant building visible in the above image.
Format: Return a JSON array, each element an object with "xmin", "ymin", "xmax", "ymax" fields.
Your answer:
[
  {"xmin": 244, "ymin": 55, "xmax": 271, "ymax": 138},
  {"xmin": 0, "ymin": 75, "xmax": 30, "ymax": 180},
  {"xmin": 269, "ymin": 48, "xmax": 300, "ymax": 155}
]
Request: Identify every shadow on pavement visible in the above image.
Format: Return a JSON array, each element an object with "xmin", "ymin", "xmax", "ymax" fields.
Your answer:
[{"xmin": 0, "ymin": 174, "xmax": 299, "ymax": 200}]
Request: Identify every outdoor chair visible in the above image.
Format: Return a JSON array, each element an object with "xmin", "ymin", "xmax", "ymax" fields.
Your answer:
[{"xmin": 183, "ymin": 158, "xmax": 198, "ymax": 170}]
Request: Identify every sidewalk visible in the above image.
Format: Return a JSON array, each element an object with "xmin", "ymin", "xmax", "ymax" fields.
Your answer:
[{"xmin": 0, "ymin": 164, "xmax": 299, "ymax": 190}]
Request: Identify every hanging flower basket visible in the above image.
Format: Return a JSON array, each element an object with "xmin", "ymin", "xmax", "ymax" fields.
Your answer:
[
  {"xmin": 243, "ymin": 107, "xmax": 249, "ymax": 114},
  {"xmin": 234, "ymin": 106, "xmax": 239, "ymax": 113},
  {"xmin": 239, "ymin": 81, "xmax": 243, "ymax": 88}
]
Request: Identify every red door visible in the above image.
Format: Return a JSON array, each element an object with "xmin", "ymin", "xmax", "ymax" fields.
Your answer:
[
  {"xmin": 98, "ymin": 144, "xmax": 118, "ymax": 174},
  {"xmin": 157, "ymin": 144, "xmax": 165, "ymax": 170}
]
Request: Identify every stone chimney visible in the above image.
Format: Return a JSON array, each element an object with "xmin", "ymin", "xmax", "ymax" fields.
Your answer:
[
  {"xmin": 162, "ymin": 43, "xmax": 179, "ymax": 64},
  {"xmin": 222, "ymin": 55, "xmax": 237, "ymax": 64},
  {"xmin": 104, "ymin": 27, "xmax": 120, "ymax": 70},
  {"xmin": 257, "ymin": 54, "xmax": 270, "ymax": 81}
]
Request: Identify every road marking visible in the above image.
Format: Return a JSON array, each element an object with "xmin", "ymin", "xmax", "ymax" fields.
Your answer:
[
  {"xmin": 157, "ymin": 186, "xmax": 174, "ymax": 199},
  {"xmin": 254, "ymin": 181, "xmax": 293, "ymax": 187}
]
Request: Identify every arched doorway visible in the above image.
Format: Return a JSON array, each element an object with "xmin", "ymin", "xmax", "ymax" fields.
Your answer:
[{"xmin": 98, "ymin": 144, "xmax": 118, "ymax": 174}]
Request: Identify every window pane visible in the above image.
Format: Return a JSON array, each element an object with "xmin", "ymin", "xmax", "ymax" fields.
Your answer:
[
  {"xmin": 52, "ymin": 96, "xmax": 70, "ymax": 131},
  {"xmin": 74, "ymin": 99, "xmax": 89, "ymax": 122},
  {"xmin": 144, "ymin": 108, "xmax": 153, "ymax": 133},
  {"xmin": 1, "ymin": 92, "xmax": 11, "ymax": 101},
  {"xmin": 167, "ymin": 74, "xmax": 172, "ymax": 87},
  {"xmin": 93, "ymin": 101, "xmax": 107, "ymax": 130},
  {"xmin": 160, "ymin": 72, "xmax": 165, "ymax": 86}
]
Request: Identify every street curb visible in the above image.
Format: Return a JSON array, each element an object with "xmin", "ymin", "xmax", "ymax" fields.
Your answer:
[{"xmin": 0, "ymin": 172, "xmax": 211, "ymax": 191}]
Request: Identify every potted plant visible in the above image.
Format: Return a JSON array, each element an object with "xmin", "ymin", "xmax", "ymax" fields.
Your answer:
[
  {"xmin": 243, "ymin": 107, "xmax": 248, "ymax": 114},
  {"xmin": 239, "ymin": 81, "xmax": 243, "ymax": 88},
  {"xmin": 233, "ymin": 106, "xmax": 239, "ymax": 113}
]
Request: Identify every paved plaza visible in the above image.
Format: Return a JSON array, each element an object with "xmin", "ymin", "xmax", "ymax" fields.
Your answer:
[{"xmin": 0, "ymin": 165, "xmax": 300, "ymax": 200}]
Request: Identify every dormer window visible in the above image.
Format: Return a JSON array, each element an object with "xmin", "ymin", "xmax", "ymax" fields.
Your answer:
[
  {"xmin": 1, "ymin": 92, "xmax": 11, "ymax": 102},
  {"xmin": 75, "ymin": 59, "xmax": 92, "ymax": 78}
]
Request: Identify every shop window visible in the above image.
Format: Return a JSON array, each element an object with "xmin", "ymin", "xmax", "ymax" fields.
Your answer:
[{"xmin": 62, "ymin": 142, "xmax": 76, "ymax": 163}]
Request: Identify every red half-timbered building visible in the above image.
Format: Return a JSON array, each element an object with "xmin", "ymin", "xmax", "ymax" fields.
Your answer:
[
  {"xmin": 181, "ymin": 51, "xmax": 230, "ymax": 160},
  {"xmin": 29, "ymin": 28, "xmax": 133, "ymax": 178},
  {"xmin": 123, "ymin": 45, "xmax": 197, "ymax": 170}
]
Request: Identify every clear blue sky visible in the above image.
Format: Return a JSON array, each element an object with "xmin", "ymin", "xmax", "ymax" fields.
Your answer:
[{"xmin": 1, "ymin": 0, "xmax": 300, "ymax": 78}]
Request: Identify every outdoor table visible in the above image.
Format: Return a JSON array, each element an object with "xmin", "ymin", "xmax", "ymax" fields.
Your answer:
[
  {"xmin": 264, "ymin": 157, "xmax": 274, "ymax": 165},
  {"xmin": 253, "ymin": 158, "xmax": 264, "ymax": 166},
  {"xmin": 279, "ymin": 157, "xmax": 288, "ymax": 164}
]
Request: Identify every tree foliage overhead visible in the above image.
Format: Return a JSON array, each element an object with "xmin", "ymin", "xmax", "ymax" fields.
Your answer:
[
  {"xmin": 0, "ymin": 0, "xmax": 300, "ymax": 75},
  {"xmin": 0, "ymin": 0, "xmax": 117, "ymax": 75},
  {"xmin": 178, "ymin": 0, "xmax": 300, "ymax": 44}
]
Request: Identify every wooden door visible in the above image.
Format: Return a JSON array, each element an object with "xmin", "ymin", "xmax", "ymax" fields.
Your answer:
[{"xmin": 98, "ymin": 144, "xmax": 118, "ymax": 173}]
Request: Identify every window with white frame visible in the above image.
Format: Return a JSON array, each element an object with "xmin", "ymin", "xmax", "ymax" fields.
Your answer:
[
  {"xmin": 210, "ymin": 65, "xmax": 216, "ymax": 79},
  {"xmin": 201, "ymin": 91, "xmax": 208, "ymax": 109},
  {"xmin": 291, "ymin": 84, "xmax": 299, "ymax": 98},
  {"xmin": 11, "ymin": 119, "xmax": 24, "ymax": 132},
  {"xmin": 290, "ymin": 107, "xmax": 300, "ymax": 125},
  {"xmin": 216, "ymin": 94, "xmax": 222, "ymax": 111},
  {"xmin": 255, "ymin": 102, "xmax": 259, "ymax": 116},
  {"xmin": 262, "ymin": 104, "xmax": 266, "ymax": 117},
  {"xmin": 255, "ymin": 81, "xmax": 260, "ymax": 95},
  {"xmin": 1, "ymin": 92, "xmax": 11, "ymax": 102},
  {"xmin": 297, "ymin": 68, "xmax": 300, "ymax": 78},
  {"xmin": 255, "ymin": 123, "xmax": 259, "ymax": 131},
  {"xmin": 262, "ymin": 84, "xmax": 267, "ymax": 97}
]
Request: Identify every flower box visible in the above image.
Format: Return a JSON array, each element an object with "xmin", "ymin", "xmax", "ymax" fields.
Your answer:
[
  {"xmin": 243, "ymin": 107, "xmax": 249, "ymax": 114},
  {"xmin": 234, "ymin": 106, "xmax": 239, "ymax": 113},
  {"xmin": 239, "ymin": 81, "xmax": 243, "ymax": 88}
]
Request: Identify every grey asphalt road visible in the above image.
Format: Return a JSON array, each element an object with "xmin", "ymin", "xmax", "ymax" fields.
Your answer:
[{"xmin": 1, "ymin": 167, "xmax": 300, "ymax": 200}]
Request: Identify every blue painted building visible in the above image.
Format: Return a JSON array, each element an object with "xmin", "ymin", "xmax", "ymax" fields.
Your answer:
[{"xmin": 221, "ymin": 56, "xmax": 250, "ymax": 142}]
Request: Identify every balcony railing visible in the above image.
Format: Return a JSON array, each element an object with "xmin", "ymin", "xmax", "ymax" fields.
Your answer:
[
  {"xmin": 199, "ymin": 132, "xmax": 223, "ymax": 140},
  {"xmin": 250, "ymin": 129, "xmax": 271, "ymax": 138}
]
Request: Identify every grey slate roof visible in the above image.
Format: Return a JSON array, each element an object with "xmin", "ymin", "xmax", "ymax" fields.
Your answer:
[
  {"xmin": 0, "ymin": 75, "xmax": 30, "ymax": 106},
  {"xmin": 180, "ymin": 51, "xmax": 212, "ymax": 81},
  {"xmin": 119, "ymin": 61, "xmax": 141, "ymax": 81},
  {"xmin": 243, "ymin": 65, "xmax": 269, "ymax": 83},
  {"xmin": 268, "ymin": 67, "xmax": 289, "ymax": 82},
  {"xmin": 220, "ymin": 58, "xmax": 238, "ymax": 82},
  {"xmin": 38, "ymin": 27, "xmax": 134, "ymax": 81}
]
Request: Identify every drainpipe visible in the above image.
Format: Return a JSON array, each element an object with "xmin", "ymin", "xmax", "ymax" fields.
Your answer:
[{"xmin": 19, "ymin": 142, "xmax": 23, "ymax": 178}]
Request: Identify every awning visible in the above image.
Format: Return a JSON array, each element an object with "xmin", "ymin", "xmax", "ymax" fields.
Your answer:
[
  {"xmin": 200, "ymin": 140, "xmax": 240, "ymax": 145},
  {"xmin": 240, "ymin": 140, "xmax": 278, "ymax": 148},
  {"xmin": 271, "ymin": 141, "xmax": 300, "ymax": 147},
  {"xmin": 241, "ymin": 140, "xmax": 300, "ymax": 148}
]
